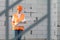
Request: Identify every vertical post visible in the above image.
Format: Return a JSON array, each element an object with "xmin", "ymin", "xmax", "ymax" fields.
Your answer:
[
  {"xmin": 5, "ymin": 0, "xmax": 9, "ymax": 40},
  {"xmin": 47, "ymin": 0, "xmax": 51, "ymax": 40}
]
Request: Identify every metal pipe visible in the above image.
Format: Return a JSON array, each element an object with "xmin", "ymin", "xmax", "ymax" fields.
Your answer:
[
  {"xmin": 47, "ymin": 0, "xmax": 51, "ymax": 40},
  {"xmin": 5, "ymin": 0, "xmax": 9, "ymax": 40}
]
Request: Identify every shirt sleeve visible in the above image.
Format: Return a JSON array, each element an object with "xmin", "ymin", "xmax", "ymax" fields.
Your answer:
[
  {"xmin": 12, "ymin": 16, "xmax": 17, "ymax": 25},
  {"xmin": 22, "ymin": 18, "xmax": 26, "ymax": 22},
  {"xmin": 12, "ymin": 16, "xmax": 14, "ymax": 21}
]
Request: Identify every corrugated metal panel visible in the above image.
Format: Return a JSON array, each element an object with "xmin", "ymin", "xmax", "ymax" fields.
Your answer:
[
  {"xmin": 8, "ymin": 0, "xmax": 48, "ymax": 39},
  {"xmin": 57, "ymin": 0, "xmax": 60, "ymax": 40},
  {"xmin": 0, "ymin": 0, "xmax": 57, "ymax": 40}
]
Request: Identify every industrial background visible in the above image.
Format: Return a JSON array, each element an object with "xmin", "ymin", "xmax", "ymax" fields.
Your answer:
[{"xmin": 0, "ymin": 0, "xmax": 59, "ymax": 40}]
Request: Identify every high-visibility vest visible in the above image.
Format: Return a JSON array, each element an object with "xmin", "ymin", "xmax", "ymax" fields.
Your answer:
[{"xmin": 12, "ymin": 13, "xmax": 25, "ymax": 30}]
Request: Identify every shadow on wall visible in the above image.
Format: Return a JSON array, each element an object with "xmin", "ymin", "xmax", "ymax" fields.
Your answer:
[
  {"xmin": 12, "ymin": 14, "xmax": 48, "ymax": 40},
  {"xmin": 0, "ymin": 0, "xmax": 50, "ymax": 40},
  {"xmin": 0, "ymin": 0, "xmax": 22, "ymax": 16}
]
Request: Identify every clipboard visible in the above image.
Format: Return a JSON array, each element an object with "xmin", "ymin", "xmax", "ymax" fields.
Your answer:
[{"xmin": 15, "ymin": 21, "xmax": 27, "ymax": 26}]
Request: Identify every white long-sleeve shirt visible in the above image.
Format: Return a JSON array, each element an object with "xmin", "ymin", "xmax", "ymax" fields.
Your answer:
[{"xmin": 12, "ymin": 13, "xmax": 26, "ymax": 26}]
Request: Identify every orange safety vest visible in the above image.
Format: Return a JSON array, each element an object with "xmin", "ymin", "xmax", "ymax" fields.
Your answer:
[{"xmin": 12, "ymin": 13, "xmax": 25, "ymax": 30}]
